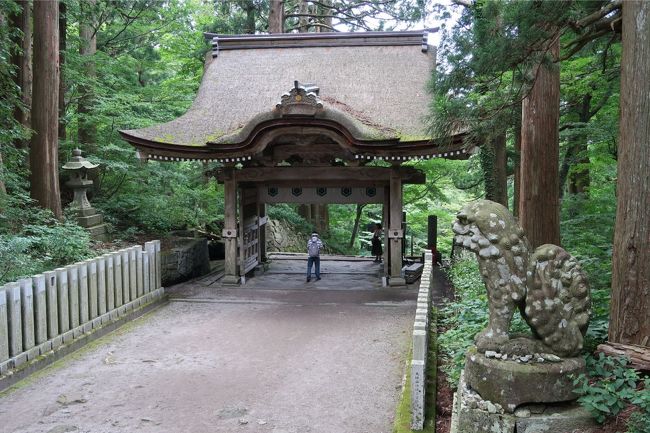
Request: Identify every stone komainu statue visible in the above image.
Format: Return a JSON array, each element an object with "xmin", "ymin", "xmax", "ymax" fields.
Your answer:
[{"xmin": 453, "ymin": 200, "xmax": 591, "ymax": 358}]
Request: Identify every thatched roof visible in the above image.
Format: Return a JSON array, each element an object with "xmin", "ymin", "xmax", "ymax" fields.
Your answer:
[{"xmin": 120, "ymin": 31, "xmax": 469, "ymax": 162}]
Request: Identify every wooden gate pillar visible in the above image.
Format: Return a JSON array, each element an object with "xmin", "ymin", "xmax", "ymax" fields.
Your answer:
[
  {"xmin": 222, "ymin": 169, "xmax": 240, "ymax": 285},
  {"xmin": 259, "ymin": 202, "xmax": 267, "ymax": 262},
  {"xmin": 389, "ymin": 168, "xmax": 406, "ymax": 286}
]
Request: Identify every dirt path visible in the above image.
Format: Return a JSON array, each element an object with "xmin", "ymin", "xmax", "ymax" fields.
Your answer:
[{"xmin": 0, "ymin": 276, "xmax": 416, "ymax": 433}]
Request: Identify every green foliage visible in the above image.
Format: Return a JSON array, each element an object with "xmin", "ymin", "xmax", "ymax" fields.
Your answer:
[
  {"xmin": 438, "ymin": 257, "xmax": 487, "ymax": 387},
  {"xmin": 0, "ymin": 195, "xmax": 92, "ymax": 285},
  {"xmin": 573, "ymin": 354, "xmax": 648, "ymax": 427}
]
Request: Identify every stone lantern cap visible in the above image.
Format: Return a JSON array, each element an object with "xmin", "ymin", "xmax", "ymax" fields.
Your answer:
[{"xmin": 62, "ymin": 148, "xmax": 99, "ymax": 171}]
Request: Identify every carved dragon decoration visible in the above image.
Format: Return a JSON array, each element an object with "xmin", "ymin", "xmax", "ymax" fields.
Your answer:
[{"xmin": 452, "ymin": 200, "xmax": 591, "ymax": 358}]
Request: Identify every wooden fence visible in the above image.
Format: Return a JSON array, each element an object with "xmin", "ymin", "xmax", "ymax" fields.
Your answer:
[
  {"xmin": 411, "ymin": 250, "xmax": 434, "ymax": 430},
  {"xmin": 0, "ymin": 240, "xmax": 164, "ymax": 377}
]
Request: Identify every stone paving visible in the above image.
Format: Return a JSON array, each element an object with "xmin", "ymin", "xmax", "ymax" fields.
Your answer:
[{"xmin": 0, "ymin": 256, "xmax": 425, "ymax": 433}]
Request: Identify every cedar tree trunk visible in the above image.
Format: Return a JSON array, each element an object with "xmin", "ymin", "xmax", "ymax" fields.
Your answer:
[
  {"xmin": 519, "ymin": 40, "xmax": 560, "ymax": 248},
  {"xmin": 609, "ymin": 1, "xmax": 650, "ymax": 347},
  {"xmin": 482, "ymin": 132, "xmax": 508, "ymax": 207},
  {"xmin": 58, "ymin": 0, "xmax": 66, "ymax": 141},
  {"xmin": 268, "ymin": 0, "xmax": 283, "ymax": 33},
  {"xmin": 78, "ymin": 0, "xmax": 96, "ymax": 151},
  {"xmin": 10, "ymin": 0, "xmax": 32, "ymax": 149},
  {"xmin": 30, "ymin": 0, "xmax": 62, "ymax": 219}
]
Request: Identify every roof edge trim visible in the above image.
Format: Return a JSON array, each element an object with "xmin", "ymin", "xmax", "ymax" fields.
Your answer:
[{"xmin": 206, "ymin": 30, "xmax": 437, "ymax": 56}]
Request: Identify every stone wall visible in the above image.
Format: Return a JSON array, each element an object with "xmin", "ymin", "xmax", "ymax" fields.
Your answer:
[
  {"xmin": 265, "ymin": 219, "xmax": 310, "ymax": 253},
  {"xmin": 161, "ymin": 238, "xmax": 211, "ymax": 286}
]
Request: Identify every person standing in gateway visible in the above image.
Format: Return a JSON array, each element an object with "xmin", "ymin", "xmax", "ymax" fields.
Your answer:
[{"xmin": 306, "ymin": 232, "xmax": 323, "ymax": 282}]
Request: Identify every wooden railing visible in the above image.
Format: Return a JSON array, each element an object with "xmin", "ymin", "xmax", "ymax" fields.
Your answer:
[{"xmin": 0, "ymin": 240, "xmax": 164, "ymax": 377}]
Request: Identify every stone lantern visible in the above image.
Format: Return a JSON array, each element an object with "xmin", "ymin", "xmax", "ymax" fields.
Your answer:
[{"xmin": 62, "ymin": 149, "xmax": 107, "ymax": 241}]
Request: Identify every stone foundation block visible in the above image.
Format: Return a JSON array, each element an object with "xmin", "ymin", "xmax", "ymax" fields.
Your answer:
[
  {"xmin": 72, "ymin": 326, "xmax": 84, "ymax": 339},
  {"xmin": 516, "ymin": 404, "xmax": 598, "ymax": 433},
  {"xmin": 100, "ymin": 313, "xmax": 111, "ymax": 325},
  {"xmin": 0, "ymin": 360, "xmax": 10, "ymax": 375},
  {"xmin": 118, "ymin": 306, "xmax": 127, "ymax": 316},
  {"xmin": 109, "ymin": 310, "xmax": 119, "ymax": 321},
  {"xmin": 38, "ymin": 341, "xmax": 52, "ymax": 355},
  {"xmin": 62, "ymin": 330, "xmax": 74, "ymax": 344},
  {"xmin": 464, "ymin": 346, "xmax": 585, "ymax": 412},
  {"xmin": 12, "ymin": 353, "xmax": 28, "ymax": 368},
  {"xmin": 26, "ymin": 347, "xmax": 40, "ymax": 361},
  {"xmin": 52, "ymin": 335, "xmax": 63, "ymax": 350},
  {"xmin": 91, "ymin": 318, "xmax": 102, "ymax": 329},
  {"xmin": 82, "ymin": 323, "xmax": 93, "ymax": 334}
]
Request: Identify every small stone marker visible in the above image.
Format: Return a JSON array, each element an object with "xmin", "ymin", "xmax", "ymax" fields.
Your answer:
[
  {"xmin": 56, "ymin": 268, "xmax": 70, "ymax": 333},
  {"xmin": 19, "ymin": 278, "xmax": 35, "ymax": 351},
  {"xmin": 412, "ymin": 329, "xmax": 427, "ymax": 362},
  {"xmin": 410, "ymin": 359, "xmax": 425, "ymax": 430},
  {"xmin": 32, "ymin": 275, "xmax": 47, "ymax": 344},
  {"xmin": 44, "ymin": 271, "xmax": 59, "ymax": 338},
  {"xmin": 154, "ymin": 240, "xmax": 162, "ymax": 290}
]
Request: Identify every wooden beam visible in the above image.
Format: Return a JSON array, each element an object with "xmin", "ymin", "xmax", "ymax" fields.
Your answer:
[
  {"xmin": 215, "ymin": 166, "xmax": 425, "ymax": 184},
  {"xmin": 222, "ymin": 169, "xmax": 239, "ymax": 284}
]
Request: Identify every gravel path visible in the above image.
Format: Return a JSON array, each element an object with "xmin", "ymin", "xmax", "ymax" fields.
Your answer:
[{"xmin": 0, "ymin": 282, "xmax": 415, "ymax": 433}]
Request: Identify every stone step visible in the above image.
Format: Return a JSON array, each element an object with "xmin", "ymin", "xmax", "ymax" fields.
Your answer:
[{"xmin": 77, "ymin": 213, "xmax": 103, "ymax": 227}]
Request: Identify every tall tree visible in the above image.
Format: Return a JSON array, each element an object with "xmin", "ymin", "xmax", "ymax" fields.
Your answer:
[
  {"xmin": 481, "ymin": 133, "xmax": 508, "ymax": 207},
  {"xmin": 58, "ymin": 0, "xmax": 66, "ymax": 141},
  {"xmin": 609, "ymin": 0, "xmax": 650, "ymax": 347},
  {"xmin": 268, "ymin": 0, "xmax": 283, "ymax": 33},
  {"xmin": 30, "ymin": 0, "xmax": 62, "ymax": 218},
  {"xmin": 9, "ymin": 0, "xmax": 31, "ymax": 149},
  {"xmin": 519, "ymin": 38, "xmax": 560, "ymax": 248},
  {"xmin": 78, "ymin": 0, "xmax": 97, "ymax": 152}
]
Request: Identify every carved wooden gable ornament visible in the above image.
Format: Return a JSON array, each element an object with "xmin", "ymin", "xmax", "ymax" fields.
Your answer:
[{"xmin": 276, "ymin": 81, "xmax": 323, "ymax": 116}]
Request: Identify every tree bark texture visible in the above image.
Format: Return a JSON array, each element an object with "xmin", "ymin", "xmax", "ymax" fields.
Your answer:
[
  {"xmin": 481, "ymin": 133, "xmax": 508, "ymax": 207},
  {"xmin": 268, "ymin": 0, "xmax": 283, "ymax": 33},
  {"xmin": 513, "ymin": 102, "xmax": 521, "ymax": 216},
  {"xmin": 609, "ymin": 1, "xmax": 650, "ymax": 348},
  {"xmin": 30, "ymin": 0, "xmax": 62, "ymax": 219},
  {"xmin": 58, "ymin": 0, "xmax": 66, "ymax": 141},
  {"xmin": 10, "ymin": 0, "xmax": 32, "ymax": 149},
  {"xmin": 348, "ymin": 204, "xmax": 366, "ymax": 249},
  {"xmin": 298, "ymin": 0, "xmax": 309, "ymax": 32},
  {"xmin": 519, "ymin": 40, "xmax": 560, "ymax": 248},
  {"xmin": 78, "ymin": 0, "xmax": 96, "ymax": 151}
]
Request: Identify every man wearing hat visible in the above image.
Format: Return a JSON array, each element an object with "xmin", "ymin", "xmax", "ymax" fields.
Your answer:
[{"xmin": 306, "ymin": 232, "xmax": 323, "ymax": 282}]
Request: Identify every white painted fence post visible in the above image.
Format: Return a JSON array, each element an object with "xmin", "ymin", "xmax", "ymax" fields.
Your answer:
[
  {"xmin": 129, "ymin": 247, "xmax": 137, "ymax": 300},
  {"xmin": 19, "ymin": 278, "xmax": 35, "ymax": 352},
  {"xmin": 78, "ymin": 262, "xmax": 89, "ymax": 324},
  {"xmin": 0, "ymin": 289, "xmax": 9, "ymax": 363},
  {"xmin": 121, "ymin": 249, "xmax": 130, "ymax": 304},
  {"xmin": 56, "ymin": 268, "xmax": 70, "ymax": 334},
  {"xmin": 135, "ymin": 246, "xmax": 143, "ymax": 297},
  {"xmin": 113, "ymin": 252, "xmax": 123, "ymax": 307},
  {"xmin": 88, "ymin": 259, "xmax": 98, "ymax": 320},
  {"xmin": 97, "ymin": 257, "xmax": 107, "ymax": 315},
  {"xmin": 43, "ymin": 271, "xmax": 58, "ymax": 339},
  {"xmin": 6, "ymin": 282, "xmax": 23, "ymax": 356},
  {"xmin": 67, "ymin": 265, "xmax": 80, "ymax": 329},
  {"xmin": 104, "ymin": 254, "xmax": 115, "ymax": 311},
  {"xmin": 142, "ymin": 251, "xmax": 150, "ymax": 294},
  {"xmin": 32, "ymin": 275, "xmax": 47, "ymax": 345},
  {"xmin": 155, "ymin": 240, "xmax": 162, "ymax": 290},
  {"xmin": 145, "ymin": 242, "xmax": 156, "ymax": 291}
]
